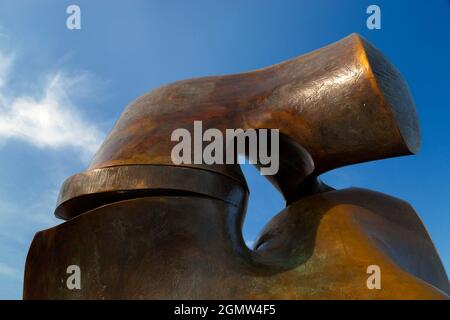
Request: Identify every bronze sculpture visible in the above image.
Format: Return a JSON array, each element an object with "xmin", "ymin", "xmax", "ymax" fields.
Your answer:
[{"xmin": 23, "ymin": 33, "xmax": 450, "ymax": 299}]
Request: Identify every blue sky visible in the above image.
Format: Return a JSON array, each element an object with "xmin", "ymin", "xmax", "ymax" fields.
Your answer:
[{"xmin": 0, "ymin": 0, "xmax": 449, "ymax": 299}]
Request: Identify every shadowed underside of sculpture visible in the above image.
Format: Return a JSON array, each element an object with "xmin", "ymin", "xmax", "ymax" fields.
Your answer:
[{"xmin": 23, "ymin": 34, "xmax": 449, "ymax": 299}]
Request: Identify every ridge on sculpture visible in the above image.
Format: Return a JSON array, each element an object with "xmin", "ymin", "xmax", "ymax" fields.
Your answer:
[{"xmin": 23, "ymin": 34, "xmax": 450, "ymax": 300}]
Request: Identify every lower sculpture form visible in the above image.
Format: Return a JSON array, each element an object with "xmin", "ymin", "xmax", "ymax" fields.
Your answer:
[{"xmin": 24, "ymin": 188, "xmax": 449, "ymax": 299}]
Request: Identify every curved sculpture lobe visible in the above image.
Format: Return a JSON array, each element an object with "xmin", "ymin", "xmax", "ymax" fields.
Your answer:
[{"xmin": 55, "ymin": 33, "xmax": 419, "ymax": 220}]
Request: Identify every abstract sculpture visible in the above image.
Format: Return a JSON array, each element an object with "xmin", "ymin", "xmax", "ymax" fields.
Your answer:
[{"xmin": 23, "ymin": 34, "xmax": 449, "ymax": 299}]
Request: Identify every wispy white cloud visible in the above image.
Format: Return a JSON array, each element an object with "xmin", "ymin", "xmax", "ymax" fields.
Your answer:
[{"xmin": 0, "ymin": 49, "xmax": 103, "ymax": 158}]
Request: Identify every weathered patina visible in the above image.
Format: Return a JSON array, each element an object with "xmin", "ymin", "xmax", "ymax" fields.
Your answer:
[{"xmin": 23, "ymin": 34, "xmax": 449, "ymax": 299}]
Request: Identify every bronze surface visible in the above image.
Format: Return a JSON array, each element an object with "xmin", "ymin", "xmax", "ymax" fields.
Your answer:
[
  {"xmin": 25, "ymin": 189, "xmax": 449, "ymax": 299},
  {"xmin": 23, "ymin": 33, "xmax": 449, "ymax": 299}
]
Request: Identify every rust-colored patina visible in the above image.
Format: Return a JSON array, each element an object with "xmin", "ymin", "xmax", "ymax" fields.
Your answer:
[{"xmin": 23, "ymin": 34, "xmax": 449, "ymax": 299}]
